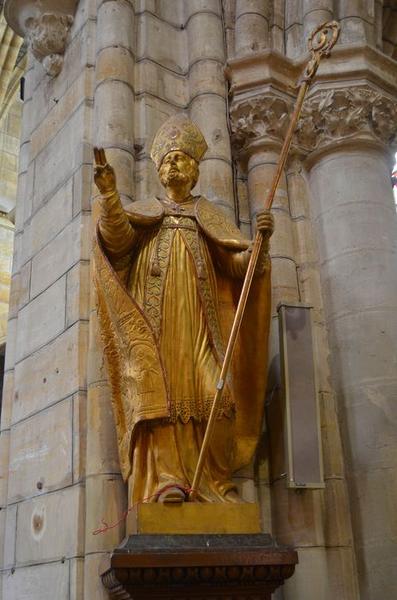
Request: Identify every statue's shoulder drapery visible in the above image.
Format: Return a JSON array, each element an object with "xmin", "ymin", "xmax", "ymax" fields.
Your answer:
[{"xmin": 122, "ymin": 195, "xmax": 250, "ymax": 252}]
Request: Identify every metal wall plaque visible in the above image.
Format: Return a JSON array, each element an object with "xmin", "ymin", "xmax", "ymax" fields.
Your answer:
[{"xmin": 277, "ymin": 303, "xmax": 324, "ymax": 489}]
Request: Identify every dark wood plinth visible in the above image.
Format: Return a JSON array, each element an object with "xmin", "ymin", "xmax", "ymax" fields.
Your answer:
[{"xmin": 100, "ymin": 534, "xmax": 298, "ymax": 599}]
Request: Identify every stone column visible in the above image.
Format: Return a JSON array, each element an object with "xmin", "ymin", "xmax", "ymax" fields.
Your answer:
[
  {"xmin": 235, "ymin": 0, "xmax": 271, "ymax": 56},
  {"xmin": 300, "ymin": 84, "xmax": 397, "ymax": 600},
  {"xmin": 1, "ymin": 0, "xmax": 95, "ymax": 597},
  {"xmin": 227, "ymin": 44, "xmax": 358, "ymax": 600},
  {"xmin": 0, "ymin": 214, "xmax": 14, "ymax": 344},
  {"xmin": 83, "ymin": 1, "xmax": 136, "ymax": 596},
  {"xmin": 302, "ymin": 0, "xmax": 334, "ymax": 40},
  {"xmin": 186, "ymin": 0, "xmax": 235, "ymax": 221}
]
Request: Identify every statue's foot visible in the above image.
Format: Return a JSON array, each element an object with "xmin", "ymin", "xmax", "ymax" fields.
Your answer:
[{"xmin": 157, "ymin": 484, "xmax": 187, "ymax": 504}]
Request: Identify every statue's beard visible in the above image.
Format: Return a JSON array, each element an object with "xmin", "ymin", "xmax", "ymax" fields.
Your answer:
[{"xmin": 162, "ymin": 169, "xmax": 190, "ymax": 187}]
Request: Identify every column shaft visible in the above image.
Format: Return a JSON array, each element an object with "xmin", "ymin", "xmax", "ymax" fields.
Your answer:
[{"xmin": 309, "ymin": 146, "xmax": 397, "ymax": 600}]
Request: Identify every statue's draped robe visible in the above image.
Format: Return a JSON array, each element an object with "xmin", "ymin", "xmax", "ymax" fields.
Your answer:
[{"xmin": 93, "ymin": 193, "xmax": 271, "ymax": 502}]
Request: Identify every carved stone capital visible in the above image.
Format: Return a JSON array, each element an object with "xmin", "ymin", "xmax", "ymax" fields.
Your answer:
[
  {"xmin": 4, "ymin": 0, "xmax": 78, "ymax": 76},
  {"xmin": 295, "ymin": 85, "xmax": 397, "ymax": 153},
  {"xmin": 230, "ymin": 93, "xmax": 293, "ymax": 156}
]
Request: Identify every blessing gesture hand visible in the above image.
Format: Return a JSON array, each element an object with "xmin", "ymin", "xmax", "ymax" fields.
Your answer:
[{"xmin": 93, "ymin": 147, "xmax": 117, "ymax": 196}]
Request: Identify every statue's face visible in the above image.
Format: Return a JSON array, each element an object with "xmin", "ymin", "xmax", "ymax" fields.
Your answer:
[{"xmin": 158, "ymin": 150, "xmax": 199, "ymax": 192}]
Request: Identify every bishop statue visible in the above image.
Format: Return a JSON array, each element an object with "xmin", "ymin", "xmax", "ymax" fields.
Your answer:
[{"xmin": 93, "ymin": 115, "xmax": 273, "ymax": 505}]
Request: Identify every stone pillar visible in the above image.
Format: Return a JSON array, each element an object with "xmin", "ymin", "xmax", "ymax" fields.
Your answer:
[
  {"xmin": 235, "ymin": 0, "xmax": 271, "ymax": 56},
  {"xmin": 83, "ymin": 1, "xmax": 137, "ymax": 597},
  {"xmin": 0, "ymin": 214, "xmax": 14, "ymax": 344},
  {"xmin": 1, "ymin": 0, "xmax": 95, "ymax": 596},
  {"xmin": 336, "ymin": 0, "xmax": 376, "ymax": 46},
  {"xmin": 302, "ymin": 0, "xmax": 334, "ymax": 40},
  {"xmin": 227, "ymin": 41, "xmax": 359, "ymax": 600},
  {"xmin": 186, "ymin": 0, "xmax": 235, "ymax": 221},
  {"xmin": 300, "ymin": 84, "xmax": 397, "ymax": 600}
]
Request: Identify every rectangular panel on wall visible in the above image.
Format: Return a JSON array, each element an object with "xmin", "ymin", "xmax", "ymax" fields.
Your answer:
[{"xmin": 278, "ymin": 303, "xmax": 324, "ymax": 489}]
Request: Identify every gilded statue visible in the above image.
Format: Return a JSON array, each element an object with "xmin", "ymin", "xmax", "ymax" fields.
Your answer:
[{"xmin": 93, "ymin": 115, "xmax": 273, "ymax": 505}]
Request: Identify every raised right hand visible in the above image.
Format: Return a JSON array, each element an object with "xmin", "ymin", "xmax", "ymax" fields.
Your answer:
[{"xmin": 93, "ymin": 147, "xmax": 117, "ymax": 195}]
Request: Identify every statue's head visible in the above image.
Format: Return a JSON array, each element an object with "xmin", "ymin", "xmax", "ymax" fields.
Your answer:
[{"xmin": 151, "ymin": 114, "xmax": 208, "ymax": 195}]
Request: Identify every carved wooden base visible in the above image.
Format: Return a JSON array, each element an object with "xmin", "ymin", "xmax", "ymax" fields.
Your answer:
[{"xmin": 100, "ymin": 534, "xmax": 298, "ymax": 599}]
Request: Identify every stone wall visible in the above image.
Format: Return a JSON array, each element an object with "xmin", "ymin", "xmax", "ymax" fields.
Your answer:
[
  {"xmin": 0, "ymin": 1, "xmax": 94, "ymax": 597},
  {"xmin": 0, "ymin": 1, "xmax": 396, "ymax": 599},
  {"xmin": 0, "ymin": 13, "xmax": 24, "ymax": 346}
]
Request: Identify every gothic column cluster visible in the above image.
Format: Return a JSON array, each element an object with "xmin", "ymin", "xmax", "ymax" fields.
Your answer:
[
  {"xmin": 303, "ymin": 82, "xmax": 397, "ymax": 600},
  {"xmin": 226, "ymin": 3, "xmax": 397, "ymax": 599}
]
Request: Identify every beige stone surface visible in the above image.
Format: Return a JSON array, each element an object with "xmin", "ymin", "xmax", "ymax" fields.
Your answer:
[
  {"xmin": 15, "ymin": 276, "xmax": 66, "ymax": 363},
  {"xmin": 31, "ymin": 70, "xmax": 94, "ymax": 159},
  {"xmin": 190, "ymin": 60, "xmax": 226, "ymax": 99},
  {"xmin": 30, "ymin": 215, "xmax": 89, "ymax": 299},
  {"xmin": 84, "ymin": 474, "xmax": 126, "ymax": 553},
  {"xmin": 72, "ymin": 163, "xmax": 93, "ymax": 216},
  {"xmin": 136, "ymin": 60, "xmax": 187, "ymax": 107},
  {"xmin": 2, "ymin": 561, "xmax": 69, "ymax": 600},
  {"xmin": 271, "ymin": 479, "xmax": 326, "ymax": 547},
  {"xmin": 235, "ymin": 476, "xmax": 257, "ymax": 503},
  {"xmin": 97, "ymin": 0, "xmax": 135, "ymax": 54},
  {"xmin": 137, "ymin": 12, "xmax": 187, "ymax": 73},
  {"xmin": 13, "ymin": 260, "xmax": 30, "ymax": 315},
  {"xmin": 283, "ymin": 546, "xmax": 359, "ymax": 600},
  {"xmin": 96, "ymin": 46, "xmax": 134, "ymax": 91},
  {"xmin": 15, "ymin": 484, "xmax": 84, "ymax": 565},
  {"xmin": 32, "ymin": 102, "xmax": 92, "ymax": 210},
  {"xmin": 94, "ymin": 81, "xmax": 134, "ymax": 153},
  {"xmin": 86, "ymin": 308, "xmax": 108, "ymax": 386},
  {"xmin": 307, "ymin": 141, "xmax": 397, "ymax": 599},
  {"xmin": 187, "ymin": 11, "xmax": 224, "ymax": 64},
  {"xmin": 190, "ymin": 96, "xmax": 231, "ymax": 161},
  {"xmin": 197, "ymin": 160, "xmax": 235, "ymax": 216},
  {"xmin": 3, "ymin": 316, "xmax": 16, "ymax": 371},
  {"xmin": 66, "ymin": 261, "xmax": 90, "ymax": 327},
  {"xmin": 2, "ymin": 504, "xmax": 17, "ymax": 570},
  {"xmin": 0, "ymin": 509, "xmax": 6, "ymax": 569},
  {"xmin": 0, "ymin": 371, "xmax": 14, "ymax": 431},
  {"xmin": 69, "ymin": 557, "xmax": 84, "ymax": 600},
  {"xmin": 83, "ymin": 553, "xmax": 110, "ymax": 600},
  {"xmin": 0, "ymin": 430, "xmax": 10, "ymax": 506},
  {"xmin": 21, "ymin": 162, "xmax": 33, "ymax": 225},
  {"xmin": 256, "ymin": 480, "xmax": 272, "ymax": 533},
  {"xmin": 319, "ymin": 391, "xmax": 345, "ymax": 478},
  {"xmin": 86, "ymin": 383, "xmax": 119, "ymax": 477},
  {"xmin": 270, "ymin": 209, "xmax": 296, "ymax": 260},
  {"xmin": 235, "ymin": 0, "xmax": 270, "ymax": 56},
  {"xmin": 8, "ymin": 399, "xmax": 73, "ymax": 502},
  {"xmin": 271, "ymin": 256, "xmax": 300, "ymax": 309},
  {"xmin": 72, "ymin": 392, "xmax": 87, "ymax": 484},
  {"xmin": 13, "ymin": 322, "xmax": 87, "ymax": 423}
]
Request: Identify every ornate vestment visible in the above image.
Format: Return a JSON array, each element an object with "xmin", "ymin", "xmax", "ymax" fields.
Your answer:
[{"xmin": 93, "ymin": 194, "xmax": 271, "ymax": 500}]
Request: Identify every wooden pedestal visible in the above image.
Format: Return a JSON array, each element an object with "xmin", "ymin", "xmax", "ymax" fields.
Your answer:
[{"xmin": 100, "ymin": 534, "xmax": 298, "ymax": 599}]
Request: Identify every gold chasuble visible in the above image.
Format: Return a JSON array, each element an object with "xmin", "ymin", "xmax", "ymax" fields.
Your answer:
[{"xmin": 94, "ymin": 194, "xmax": 271, "ymax": 503}]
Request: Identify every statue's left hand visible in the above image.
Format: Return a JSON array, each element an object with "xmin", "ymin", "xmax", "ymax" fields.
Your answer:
[{"xmin": 256, "ymin": 210, "xmax": 274, "ymax": 238}]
